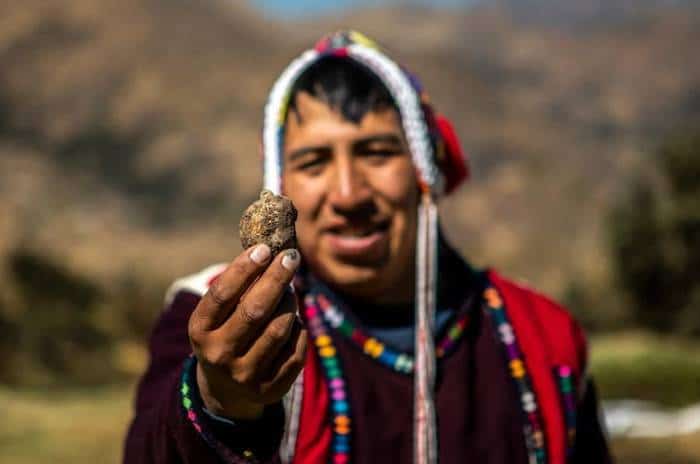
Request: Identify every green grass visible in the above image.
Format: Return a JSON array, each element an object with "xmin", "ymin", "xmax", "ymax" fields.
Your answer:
[
  {"xmin": 1, "ymin": 331, "xmax": 700, "ymax": 463},
  {"xmin": 0, "ymin": 385, "xmax": 135, "ymax": 464},
  {"xmin": 590, "ymin": 331, "xmax": 700, "ymax": 408}
]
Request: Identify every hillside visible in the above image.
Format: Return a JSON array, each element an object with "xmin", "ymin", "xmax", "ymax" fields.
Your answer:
[{"xmin": 1, "ymin": 0, "xmax": 699, "ymax": 321}]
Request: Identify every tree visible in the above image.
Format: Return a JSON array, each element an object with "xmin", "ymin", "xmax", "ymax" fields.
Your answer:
[{"xmin": 608, "ymin": 129, "xmax": 700, "ymax": 334}]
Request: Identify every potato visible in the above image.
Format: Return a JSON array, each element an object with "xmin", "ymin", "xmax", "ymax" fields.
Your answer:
[{"xmin": 239, "ymin": 190, "xmax": 297, "ymax": 256}]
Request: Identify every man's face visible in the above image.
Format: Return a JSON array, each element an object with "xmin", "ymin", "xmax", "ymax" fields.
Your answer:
[{"xmin": 282, "ymin": 91, "xmax": 418, "ymax": 304}]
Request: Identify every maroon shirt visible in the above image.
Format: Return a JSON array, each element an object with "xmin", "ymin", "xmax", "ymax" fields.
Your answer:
[
  {"xmin": 331, "ymin": 300, "xmax": 530, "ymax": 463},
  {"xmin": 124, "ymin": 254, "xmax": 611, "ymax": 463}
]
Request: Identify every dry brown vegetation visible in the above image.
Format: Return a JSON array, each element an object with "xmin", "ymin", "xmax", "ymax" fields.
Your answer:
[
  {"xmin": 2, "ymin": 0, "xmax": 698, "ymax": 292},
  {"xmin": 0, "ymin": 1, "xmax": 699, "ymax": 380}
]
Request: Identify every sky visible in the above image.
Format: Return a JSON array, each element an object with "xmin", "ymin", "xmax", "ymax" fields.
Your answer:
[{"xmin": 250, "ymin": 0, "xmax": 473, "ymax": 19}]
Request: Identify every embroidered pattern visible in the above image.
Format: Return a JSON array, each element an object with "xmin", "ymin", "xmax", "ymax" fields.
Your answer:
[
  {"xmin": 556, "ymin": 365, "xmax": 578, "ymax": 458},
  {"xmin": 483, "ymin": 285, "xmax": 547, "ymax": 464},
  {"xmin": 180, "ymin": 356, "xmax": 258, "ymax": 463},
  {"xmin": 305, "ymin": 295, "xmax": 352, "ymax": 464},
  {"xmin": 314, "ymin": 293, "xmax": 470, "ymax": 374},
  {"xmin": 304, "ymin": 290, "xmax": 471, "ymax": 463}
]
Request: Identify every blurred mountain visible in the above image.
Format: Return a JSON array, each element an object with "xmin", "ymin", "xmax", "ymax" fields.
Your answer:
[
  {"xmin": 1, "ymin": 0, "xmax": 699, "ymax": 309},
  {"xmin": 492, "ymin": 0, "xmax": 700, "ymax": 29}
]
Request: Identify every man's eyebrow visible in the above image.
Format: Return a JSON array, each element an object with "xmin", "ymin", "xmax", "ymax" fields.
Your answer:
[
  {"xmin": 286, "ymin": 145, "xmax": 330, "ymax": 162},
  {"xmin": 286, "ymin": 134, "xmax": 403, "ymax": 161},
  {"xmin": 353, "ymin": 134, "xmax": 403, "ymax": 148}
]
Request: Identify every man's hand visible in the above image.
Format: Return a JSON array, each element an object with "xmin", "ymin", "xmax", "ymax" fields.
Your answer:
[{"xmin": 188, "ymin": 245, "xmax": 307, "ymax": 420}]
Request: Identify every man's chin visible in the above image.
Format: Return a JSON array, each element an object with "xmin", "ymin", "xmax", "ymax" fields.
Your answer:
[
  {"xmin": 309, "ymin": 255, "xmax": 413, "ymax": 304},
  {"xmin": 315, "ymin": 259, "xmax": 385, "ymax": 295}
]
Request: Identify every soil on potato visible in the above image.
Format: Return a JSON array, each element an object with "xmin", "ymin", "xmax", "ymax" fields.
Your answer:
[{"xmin": 239, "ymin": 190, "xmax": 297, "ymax": 256}]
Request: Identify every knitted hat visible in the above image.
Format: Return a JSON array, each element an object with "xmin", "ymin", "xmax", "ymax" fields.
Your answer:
[
  {"xmin": 262, "ymin": 30, "xmax": 469, "ymax": 464},
  {"xmin": 263, "ymin": 30, "xmax": 468, "ymax": 196}
]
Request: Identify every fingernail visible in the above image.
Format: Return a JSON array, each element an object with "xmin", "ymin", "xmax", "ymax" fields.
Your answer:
[
  {"xmin": 249, "ymin": 244, "xmax": 271, "ymax": 264},
  {"xmin": 281, "ymin": 249, "xmax": 300, "ymax": 271}
]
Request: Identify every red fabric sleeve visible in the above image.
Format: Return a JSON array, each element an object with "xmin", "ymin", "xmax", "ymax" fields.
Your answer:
[
  {"xmin": 292, "ymin": 342, "xmax": 332, "ymax": 463},
  {"xmin": 488, "ymin": 270, "xmax": 574, "ymax": 464},
  {"xmin": 488, "ymin": 270, "xmax": 611, "ymax": 464}
]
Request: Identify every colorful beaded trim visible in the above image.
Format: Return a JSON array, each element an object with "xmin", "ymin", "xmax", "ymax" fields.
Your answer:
[
  {"xmin": 482, "ymin": 286, "xmax": 547, "ymax": 464},
  {"xmin": 304, "ymin": 292, "xmax": 471, "ymax": 464},
  {"xmin": 180, "ymin": 356, "xmax": 258, "ymax": 463},
  {"xmin": 555, "ymin": 365, "xmax": 578, "ymax": 458},
  {"xmin": 314, "ymin": 293, "xmax": 470, "ymax": 374},
  {"xmin": 304, "ymin": 295, "xmax": 352, "ymax": 464},
  {"xmin": 307, "ymin": 283, "xmax": 548, "ymax": 464}
]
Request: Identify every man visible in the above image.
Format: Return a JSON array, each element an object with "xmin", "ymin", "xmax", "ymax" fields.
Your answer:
[{"xmin": 124, "ymin": 31, "xmax": 612, "ymax": 464}]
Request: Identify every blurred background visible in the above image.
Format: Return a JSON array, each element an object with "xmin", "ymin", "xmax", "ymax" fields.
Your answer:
[{"xmin": 0, "ymin": 0, "xmax": 699, "ymax": 462}]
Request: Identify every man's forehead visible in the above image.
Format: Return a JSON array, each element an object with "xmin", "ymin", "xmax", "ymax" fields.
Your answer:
[
  {"xmin": 287, "ymin": 91, "xmax": 345, "ymax": 125},
  {"xmin": 283, "ymin": 94, "xmax": 404, "ymax": 154},
  {"xmin": 286, "ymin": 91, "xmax": 402, "ymax": 132}
]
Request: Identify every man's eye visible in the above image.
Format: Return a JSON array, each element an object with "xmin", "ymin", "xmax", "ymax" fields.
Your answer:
[
  {"xmin": 297, "ymin": 157, "xmax": 327, "ymax": 172},
  {"xmin": 362, "ymin": 148, "xmax": 401, "ymax": 160}
]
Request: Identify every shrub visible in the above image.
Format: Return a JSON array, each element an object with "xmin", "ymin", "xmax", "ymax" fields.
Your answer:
[{"xmin": 608, "ymin": 129, "xmax": 700, "ymax": 334}]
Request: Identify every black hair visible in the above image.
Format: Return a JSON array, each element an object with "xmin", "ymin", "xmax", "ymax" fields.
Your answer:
[{"xmin": 287, "ymin": 57, "xmax": 398, "ymax": 124}]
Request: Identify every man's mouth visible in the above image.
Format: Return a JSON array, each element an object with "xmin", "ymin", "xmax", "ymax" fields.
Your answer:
[{"xmin": 325, "ymin": 221, "xmax": 390, "ymax": 258}]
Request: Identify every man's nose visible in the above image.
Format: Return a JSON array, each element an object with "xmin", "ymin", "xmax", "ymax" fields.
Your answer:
[{"xmin": 328, "ymin": 156, "xmax": 373, "ymax": 215}]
